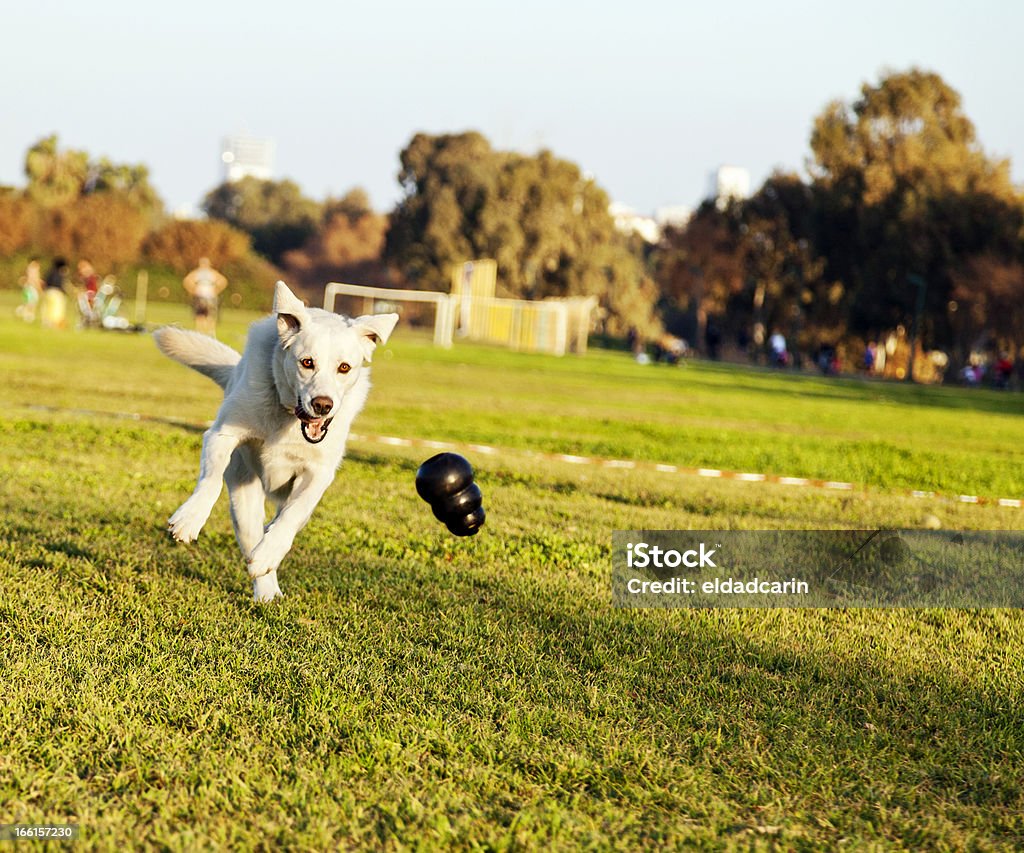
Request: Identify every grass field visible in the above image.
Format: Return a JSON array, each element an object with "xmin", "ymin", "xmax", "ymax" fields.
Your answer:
[{"xmin": 1, "ymin": 294, "xmax": 1022, "ymax": 849}]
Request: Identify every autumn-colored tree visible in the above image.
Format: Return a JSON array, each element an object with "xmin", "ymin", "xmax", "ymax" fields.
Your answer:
[
  {"xmin": 0, "ymin": 194, "xmax": 39, "ymax": 257},
  {"xmin": 654, "ymin": 202, "xmax": 744, "ymax": 349},
  {"xmin": 950, "ymin": 255, "xmax": 1024, "ymax": 361},
  {"xmin": 44, "ymin": 194, "xmax": 149, "ymax": 269},
  {"xmin": 282, "ymin": 188, "xmax": 389, "ymax": 289},
  {"xmin": 89, "ymin": 159, "xmax": 165, "ymax": 223},
  {"xmin": 141, "ymin": 218, "xmax": 252, "ymax": 273}
]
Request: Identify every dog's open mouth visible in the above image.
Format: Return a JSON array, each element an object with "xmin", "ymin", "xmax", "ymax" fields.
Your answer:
[{"xmin": 294, "ymin": 402, "xmax": 333, "ymax": 444}]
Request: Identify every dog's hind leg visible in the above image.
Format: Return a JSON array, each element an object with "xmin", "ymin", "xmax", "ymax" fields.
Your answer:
[
  {"xmin": 225, "ymin": 446, "xmax": 265, "ymax": 559},
  {"xmin": 247, "ymin": 468, "xmax": 335, "ymax": 581},
  {"xmin": 224, "ymin": 447, "xmax": 282, "ymax": 602},
  {"xmin": 168, "ymin": 427, "xmax": 243, "ymax": 543}
]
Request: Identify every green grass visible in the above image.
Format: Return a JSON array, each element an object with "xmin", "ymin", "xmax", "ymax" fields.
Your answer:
[
  {"xmin": 6, "ymin": 291, "xmax": 1024, "ymax": 499},
  {"xmin": 1, "ymin": 295, "xmax": 1022, "ymax": 849}
]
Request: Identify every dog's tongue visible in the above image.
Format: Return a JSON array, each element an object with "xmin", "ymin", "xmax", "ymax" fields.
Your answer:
[{"xmin": 300, "ymin": 418, "xmax": 327, "ymax": 443}]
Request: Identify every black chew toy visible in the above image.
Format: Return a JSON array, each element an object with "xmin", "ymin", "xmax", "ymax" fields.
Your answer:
[{"xmin": 415, "ymin": 453, "xmax": 486, "ymax": 536}]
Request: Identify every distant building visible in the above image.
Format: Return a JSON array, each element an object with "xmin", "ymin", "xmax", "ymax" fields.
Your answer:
[
  {"xmin": 706, "ymin": 165, "xmax": 750, "ymax": 209},
  {"xmin": 655, "ymin": 205, "xmax": 693, "ymax": 230},
  {"xmin": 220, "ymin": 135, "xmax": 275, "ymax": 183},
  {"xmin": 172, "ymin": 203, "xmax": 200, "ymax": 220},
  {"xmin": 609, "ymin": 202, "xmax": 660, "ymax": 244}
]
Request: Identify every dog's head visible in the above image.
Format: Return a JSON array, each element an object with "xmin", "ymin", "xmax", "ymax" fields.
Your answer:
[{"xmin": 272, "ymin": 281, "xmax": 398, "ymax": 444}]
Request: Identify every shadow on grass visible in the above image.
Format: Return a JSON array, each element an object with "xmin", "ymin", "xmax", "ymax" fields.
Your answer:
[
  {"xmin": 163, "ymin": 532, "xmax": 249, "ymax": 599},
  {"xmin": 24, "ymin": 404, "xmax": 209, "ymax": 435},
  {"xmin": 688, "ymin": 363, "xmax": 1024, "ymax": 418},
  {"xmin": 522, "ymin": 594, "xmax": 1021, "ymax": 816},
  {"xmin": 346, "ymin": 449, "xmax": 420, "ymax": 472},
  {"xmin": 42, "ymin": 538, "xmax": 97, "ymax": 562},
  {"xmin": 307, "ymin": 550, "xmax": 1024, "ymax": 840}
]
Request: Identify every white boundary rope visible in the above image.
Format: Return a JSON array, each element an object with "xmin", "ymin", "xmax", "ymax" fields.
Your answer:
[
  {"xmin": 346, "ymin": 432, "xmax": 1020, "ymax": 509},
  {"xmin": 23, "ymin": 405, "xmax": 1023, "ymax": 510}
]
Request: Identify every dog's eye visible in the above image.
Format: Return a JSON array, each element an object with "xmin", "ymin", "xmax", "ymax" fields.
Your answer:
[
  {"xmin": 299, "ymin": 357, "xmax": 315, "ymax": 370},
  {"xmin": 338, "ymin": 362, "xmax": 351, "ymax": 374}
]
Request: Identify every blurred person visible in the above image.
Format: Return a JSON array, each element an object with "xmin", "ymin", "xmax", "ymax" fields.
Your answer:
[
  {"xmin": 77, "ymin": 259, "xmax": 100, "ymax": 307},
  {"xmin": 40, "ymin": 257, "xmax": 70, "ymax": 328},
  {"xmin": 994, "ymin": 352, "xmax": 1013, "ymax": 389},
  {"xmin": 736, "ymin": 327, "xmax": 752, "ymax": 362},
  {"xmin": 705, "ymin": 320, "xmax": 722, "ymax": 360},
  {"xmin": 863, "ymin": 341, "xmax": 877, "ymax": 374},
  {"xmin": 769, "ymin": 330, "xmax": 789, "ymax": 367},
  {"xmin": 183, "ymin": 257, "xmax": 228, "ymax": 336},
  {"xmin": 655, "ymin": 333, "xmax": 687, "ymax": 365},
  {"xmin": 816, "ymin": 343, "xmax": 839, "ymax": 376},
  {"xmin": 15, "ymin": 257, "xmax": 43, "ymax": 322},
  {"xmin": 76, "ymin": 259, "xmax": 101, "ymax": 326},
  {"xmin": 960, "ymin": 359, "xmax": 984, "ymax": 386}
]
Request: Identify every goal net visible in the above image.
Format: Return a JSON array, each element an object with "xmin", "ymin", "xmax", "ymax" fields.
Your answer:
[{"xmin": 324, "ymin": 265, "xmax": 597, "ymax": 356}]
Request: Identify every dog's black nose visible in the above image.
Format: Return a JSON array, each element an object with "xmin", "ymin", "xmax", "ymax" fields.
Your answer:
[{"xmin": 311, "ymin": 396, "xmax": 334, "ymax": 417}]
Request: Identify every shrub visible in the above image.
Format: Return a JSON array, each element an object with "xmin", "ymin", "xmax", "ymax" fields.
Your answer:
[
  {"xmin": 141, "ymin": 219, "xmax": 251, "ymax": 273},
  {"xmin": 44, "ymin": 194, "xmax": 148, "ymax": 269},
  {"xmin": 222, "ymin": 253, "xmax": 280, "ymax": 312},
  {"xmin": 0, "ymin": 194, "xmax": 40, "ymax": 257}
]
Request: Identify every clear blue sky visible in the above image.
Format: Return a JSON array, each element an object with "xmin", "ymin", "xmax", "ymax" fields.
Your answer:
[{"xmin": 4, "ymin": 0, "xmax": 1021, "ymax": 216}]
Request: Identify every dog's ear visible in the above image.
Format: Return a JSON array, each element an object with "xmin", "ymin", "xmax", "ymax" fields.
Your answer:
[
  {"xmin": 352, "ymin": 313, "xmax": 399, "ymax": 362},
  {"xmin": 273, "ymin": 281, "xmax": 308, "ymax": 344}
]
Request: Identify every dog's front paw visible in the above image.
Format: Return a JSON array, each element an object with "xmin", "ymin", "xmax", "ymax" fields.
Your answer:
[
  {"xmin": 252, "ymin": 571, "xmax": 283, "ymax": 603},
  {"xmin": 168, "ymin": 500, "xmax": 208, "ymax": 543}
]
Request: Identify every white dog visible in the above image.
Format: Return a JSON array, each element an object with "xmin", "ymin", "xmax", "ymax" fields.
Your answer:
[{"xmin": 154, "ymin": 281, "xmax": 398, "ymax": 601}]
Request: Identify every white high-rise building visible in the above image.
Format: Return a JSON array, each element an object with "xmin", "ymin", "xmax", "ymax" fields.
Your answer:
[
  {"xmin": 220, "ymin": 135, "xmax": 275, "ymax": 183},
  {"xmin": 706, "ymin": 165, "xmax": 750, "ymax": 209}
]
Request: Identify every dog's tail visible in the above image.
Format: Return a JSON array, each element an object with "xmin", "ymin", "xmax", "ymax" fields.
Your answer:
[{"xmin": 153, "ymin": 327, "xmax": 241, "ymax": 391}]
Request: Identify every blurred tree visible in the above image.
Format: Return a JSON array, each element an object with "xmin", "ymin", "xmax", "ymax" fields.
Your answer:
[
  {"xmin": 808, "ymin": 67, "xmax": 1023, "ymax": 349},
  {"xmin": 386, "ymin": 131, "xmax": 654, "ymax": 335},
  {"xmin": 323, "ymin": 187, "xmax": 374, "ymax": 222},
  {"xmin": 44, "ymin": 193, "xmax": 149, "ymax": 269},
  {"xmin": 654, "ymin": 202, "xmax": 744, "ymax": 350},
  {"xmin": 950, "ymin": 255, "xmax": 1024, "ymax": 361},
  {"xmin": 141, "ymin": 218, "xmax": 252, "ymax": 273},
  {"xmin": 740, "ymin": 174, "xmax": 837, "ymax": 350},
  {"xmin": 24, "ymin": 135, "xmax": 164, "ymax": 218},
  {"xmin": 0, "ymin": 194, "xmax": 40, "ymax": 256},
  {"xmin": 202, "ymin": 176, "xmax": 322, "ymax": 265},
  {"xmin": 89, "ymin": 159, "xmax": 165, "ymax": 222},
  {"xmin": 386, "ymin": 132, "xmax": 495, "ymax": 288},
  {"xmin": 283, "ymin": 187, "xmax": 389, "ymax": 288},
  {"xmin": 24, "ymin": 135, "xmax": 90, "ymax": 208}
]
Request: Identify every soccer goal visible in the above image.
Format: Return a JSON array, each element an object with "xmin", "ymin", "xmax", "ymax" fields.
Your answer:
[
  {"xmin": 323, "ymin": 282, "xmax": 457, "ymax": 348},
  {"xmin": 324, "ymin": 264, "xmax": 598, "ymax": 356}
]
